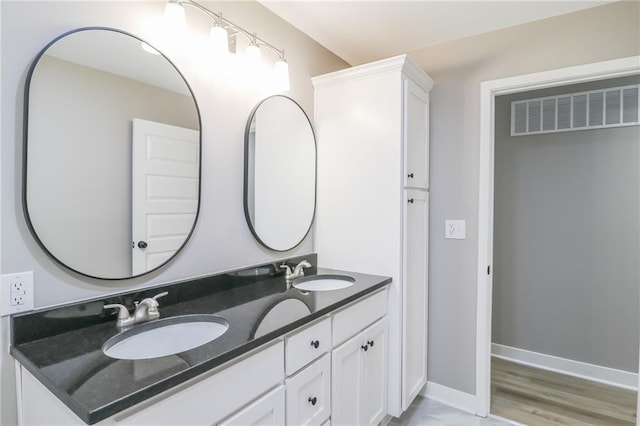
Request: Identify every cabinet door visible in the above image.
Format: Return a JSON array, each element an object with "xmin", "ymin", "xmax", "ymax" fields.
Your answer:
[
  {"xmin": 285, "ymin": 354, "xmax": 331, "ymax": 425},
  {"xmin": 403, "ymin": 78, "xmax": 429, "ymax": 189},
  {"xmin": 402, "ymin": 189, "xmax": 428, "ymax": 410},
  {"xmin": 360, "ymin": 318, "xmax": 388, "ymax": 426},
  {"xmin": 331, "ymin": 332, "xmax": 363, "ymax": 426},
  {"xmin": 218, "ymin": 386, "xmax": 285, "ymax": 425}
]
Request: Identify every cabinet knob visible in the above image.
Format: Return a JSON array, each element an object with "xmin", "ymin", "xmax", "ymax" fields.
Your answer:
[
  {"xmin": 137, "ymin": 241, "xmax": 148, "ymax": 249},
  {"xmin": 408, "ymin": 173, "xmax": 414, "ymax": 178},
  {"xmin": 361, "ymin": 344, "xmax": 369, "ymax": 351},
  {"xmin": 408, "ymin": 198, "xmax": 414, "ymax": 204},
  {"xmin": 308, "ymin": 396, "xmax": 317, "ymax": 406},
  {"xmin": 367, "ymin": 340, "xmax": 374, "ymax": 347},
  {"xmin": 310, "ymin": 340, "xmax": 320, "ymax": 349}
]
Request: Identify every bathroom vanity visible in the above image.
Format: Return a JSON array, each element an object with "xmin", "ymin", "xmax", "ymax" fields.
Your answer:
[{"xmin": 11, "ymin": 256, "xmax": 390, "ymax": 425}]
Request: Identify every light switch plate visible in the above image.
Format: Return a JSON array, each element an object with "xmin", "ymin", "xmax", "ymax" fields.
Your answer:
[
  {"xmin": 445, "ymin": 220, "xmax": 466, "ymax": 239},
  {"xmin": 1, "ymin": 271, "xmax": 35, "ymax": 316}
]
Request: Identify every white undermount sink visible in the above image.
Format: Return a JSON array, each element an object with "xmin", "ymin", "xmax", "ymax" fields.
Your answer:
[
  {"xmin": 292, "ymin": 274, "xmax": 355, "ymax": 292},
  {"xmin": 103, "ymin": 314, "xmax": 229, "ymax": 360}
]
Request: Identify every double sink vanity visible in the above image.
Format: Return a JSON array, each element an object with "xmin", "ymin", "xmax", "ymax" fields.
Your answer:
[
  {"xmin": 11, "ymin": 254, "xmax": 391, "ymax": 425},
  {"xmin": 12, "ymin": 9, "xmax": 432, "ymax": 425}
]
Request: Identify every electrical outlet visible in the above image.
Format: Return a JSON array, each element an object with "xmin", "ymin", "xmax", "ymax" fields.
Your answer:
[
  {"xmin": 445, "ymin": 220, "xmax": 466, "ymax": 239},
  {"xmin": 11, "ymin": 293, "xmax": 25, "ymax": 306},
  {"xmin": 1, "ymin": 271, "xmax": 34, "ymax": 316}
]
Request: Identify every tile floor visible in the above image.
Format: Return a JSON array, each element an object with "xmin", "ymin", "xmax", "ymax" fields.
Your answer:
[{"xmin": 390, "ymin": 396, "xmax": 520, "ymax": 426}]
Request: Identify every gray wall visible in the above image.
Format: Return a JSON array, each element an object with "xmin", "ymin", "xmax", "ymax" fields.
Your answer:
[
  {"xmin": 492, "ymin": 76, "xmax": 640, "ymax": 373},
  {"xmin": 407, "ymin": 1, "xmax": 640, "ymax": 394},
  {"xmin": 0, "ymin": 1, "xmax": 347, "ymax": 424}
]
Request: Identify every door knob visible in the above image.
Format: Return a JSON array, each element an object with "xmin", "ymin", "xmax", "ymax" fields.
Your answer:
[
  {"xmin": 361, "ymin": 344, "xmax": 369, "ymax": 351},
  {"xmin": 308, "ymin": 396, "xmax": 317, "ymax": 406},
  {"xmin": 137, "ymin": 241, "xmax": 148, "ymax": 249},
  {"xmin": 310, "ymin": 340, "xmax": 320, "ymax": 349},
  {"xmin": 408, "ymin": 198, "xmax": 414, "ymax": 204},
  {"xmin": 367, "ymin": 340, "xmax": 374, "ymax": 347},
  {"xmin": 408, "ymin": 173, "xmax": 414, "ymax": 178}
]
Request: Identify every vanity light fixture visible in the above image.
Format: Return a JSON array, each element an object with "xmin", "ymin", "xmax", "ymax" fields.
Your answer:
[
  {"xmin": 163, "ymin": 0, "xmax": 186, "ymax": 30},
  {"xmin": 162, "ymin": 0, "xmax": 290, "ymax": 91},
  {"xmin": 209, "ymin": 17, "xmax": 229, "ymax": 56}
]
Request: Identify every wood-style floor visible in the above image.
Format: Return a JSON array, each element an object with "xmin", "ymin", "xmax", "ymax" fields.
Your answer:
[{"xmin": 491, "ymin": 357, "xmax": 637, "ymax": 425}]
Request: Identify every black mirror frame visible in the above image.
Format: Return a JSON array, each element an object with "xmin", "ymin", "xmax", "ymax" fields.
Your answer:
[
  {"xmin": 22, "ymin": 27, "xmax": 203, "ymax": 280},
  {"xmin": 243, "ymin": 95, "xmax": 317, "ymax": 252}
]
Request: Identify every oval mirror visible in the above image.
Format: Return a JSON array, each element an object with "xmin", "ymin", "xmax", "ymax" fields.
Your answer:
[
  {"xmin": 24, "ymin": 28, "xmax": 201, "ymax": 279},
  {"xmin": 244, "ymin": 96, "xmax": 316, "ymax": 251}
]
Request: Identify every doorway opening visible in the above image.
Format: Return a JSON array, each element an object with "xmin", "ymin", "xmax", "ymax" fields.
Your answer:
[{"xmin": 475, "ymin": 56, "xmax": 640, "ymax": 426}]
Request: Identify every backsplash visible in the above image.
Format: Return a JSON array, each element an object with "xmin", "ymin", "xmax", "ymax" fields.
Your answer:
[{"xmin": 12, "ymin": 254, "xmax": 317, "ymax": 346}]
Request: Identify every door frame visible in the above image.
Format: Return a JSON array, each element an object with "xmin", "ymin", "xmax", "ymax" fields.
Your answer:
[{"xmin": 475, "ymin": 55, "xmax": 640, "ymax": 419}]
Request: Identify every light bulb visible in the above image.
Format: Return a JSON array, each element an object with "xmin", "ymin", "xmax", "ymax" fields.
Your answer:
[
  {"xmin": 164, "ymin": 2, "xmax": 186, "ymax": 30},
  {"xmin": 209, "ymin": 25, "xmax": 229, "ymax": 55},
  {"xmin": 245, "ymin": 43, "xmax": 261, "ymax": 65},
  {"xmin": 274, "ymin": 59, "xmax": 290, "ymax": 92}
]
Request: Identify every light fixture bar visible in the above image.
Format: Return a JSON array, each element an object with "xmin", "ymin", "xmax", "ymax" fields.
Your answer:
[{"xmin": 178, "ymin": 0, "xmax": 285, "ymax": 60}]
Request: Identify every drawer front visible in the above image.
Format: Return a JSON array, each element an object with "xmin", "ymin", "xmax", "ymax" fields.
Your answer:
[
  {"xmin": 285, "ymin": 317, "xmax": 331, "ymax": 375},
  {"xmin": 218, "ymin": 385, "xmax": 285, "ymax": 426},
  {"xmin": 114, "ymin": 341, "xmax": 284, "ymax": 425},
  {"xmin": 332, "ymin": 289, "xmax": 387, "ymax": 346},
  {"xmin": 285, "ymin": 354, "xmax": 331, "ymax": 426}
]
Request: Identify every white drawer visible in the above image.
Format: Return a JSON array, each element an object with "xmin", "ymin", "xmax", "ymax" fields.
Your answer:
[
  {"xmin": 285, "ymin": 354, "xmax": 331, "ymax": 426},
  {"xmin": 332, "ymin": 289, "xmax": 387, "ymax": 346},
  {"xmin": 114, "ymin": 341, "xmax": 284, "ymax": 425},
  {"xmin": 218, "ymin": 385, "xmax": 285, "ymax": 426},
  {"xmin": 285, "ymin": 317, "xmax": 331, "ymax": 375}
]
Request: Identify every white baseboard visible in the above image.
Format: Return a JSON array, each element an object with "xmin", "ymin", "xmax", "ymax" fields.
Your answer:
[
  {"xmin": 492, "ymin": 343, "xmax": 639, "ymax": 390},
  {"xmin": 421, "ymin": 381, "xmax": 476, "ymax": 414}
]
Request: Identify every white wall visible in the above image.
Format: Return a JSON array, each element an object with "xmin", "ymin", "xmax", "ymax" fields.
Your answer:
[
  {"xmin": 0, "ymin": 1, "xmax": 347, "ymax": 424},
  {"xmin": 409, "ymin": 1, "xmax": 640, "ymax": 394}
]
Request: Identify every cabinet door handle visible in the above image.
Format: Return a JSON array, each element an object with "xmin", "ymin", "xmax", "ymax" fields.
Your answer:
[
  {"xmin": 367, "ymin": 340, "xmax": 374, "ymax": 347},
  {"xmin": 310, "ymin": 340, "xmax": 320, "ymax": 349},
  {"xmin": 361, "ymin": 344, "xmax": 369, "ymax": 351},
  {"xmin": 408, "ymin": 173, "xmax": 414, "ymax": 178},
  {"xmin": 308, "ymin": 396, "xmax": 317, "ymax": 406},
  {"xmin": 408, "ymin": 198, "xmax": 414, "ymax": 204}
]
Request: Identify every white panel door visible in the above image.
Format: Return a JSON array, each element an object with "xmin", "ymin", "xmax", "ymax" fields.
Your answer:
[
  {"xmin": 402, "ymin": 189, "xmax": 429, "ymax": 410},
  {"xmin": 131, "ymin": 118, "xmax": 199, "ymax": 275},
  {"xmin": 403, "ymin": 78, "xmax": 429, "ymax": 189},
  {"xmin": 361, "ymin": 318, "xmax": 388, "ymax": 426}
]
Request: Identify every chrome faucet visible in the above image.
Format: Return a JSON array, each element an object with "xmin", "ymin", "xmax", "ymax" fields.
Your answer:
[
  {"xmin": 280, "ymin": 260, "xmax": 312, "ymax": 281},
  {"xmin": 104, "ymin": 291, "xmax": 168, "ymax": 328}
]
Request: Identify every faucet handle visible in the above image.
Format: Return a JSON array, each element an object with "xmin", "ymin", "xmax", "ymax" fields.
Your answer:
[
  {"xmin": 104, "ymin": 304, "xmax": 130, "ymax": 319},
  {"xmin": 279, "ymin": 263, "xmax": 293, "ymax": 275},
  {"xmin": 152, "ymin": 291, "xmax": 168, "ymax": 302},
  {"xmin": 297, "ymin": 260, "xmax": 312, "ymax": 269}
]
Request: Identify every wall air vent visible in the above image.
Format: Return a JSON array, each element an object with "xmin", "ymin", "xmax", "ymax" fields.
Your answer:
[{"xmin": 511, "ymin": 84, "xmax": 640, "ymax": 136}]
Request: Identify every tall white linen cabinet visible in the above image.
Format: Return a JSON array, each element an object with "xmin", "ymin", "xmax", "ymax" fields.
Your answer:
[{"xmin": 312, "ymin": 54, "xmax": 433, "ymax": 418}]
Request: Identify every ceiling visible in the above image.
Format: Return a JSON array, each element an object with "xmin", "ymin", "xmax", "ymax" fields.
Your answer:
[{"xmin": 259, "ymin": 1, "xmax": 613, "ymax": 66}]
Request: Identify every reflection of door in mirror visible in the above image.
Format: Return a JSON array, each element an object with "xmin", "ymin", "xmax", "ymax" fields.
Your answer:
[{"xmin": 131, "ymin": 119, "xmax": 199, "ymax": 275}]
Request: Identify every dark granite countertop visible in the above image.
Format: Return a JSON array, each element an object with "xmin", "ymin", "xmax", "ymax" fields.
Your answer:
[{"xmin": 10, "ymin": 255, "xmax": 390, "ymax": 424}]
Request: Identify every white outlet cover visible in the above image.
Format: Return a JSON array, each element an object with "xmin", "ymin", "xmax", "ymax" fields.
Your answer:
[
  {"xmin": 445, "ymin": 220, "xmax": 466, "ymax": 240},
  {"xmin": 1, "ymin": 271, "xmax": 35, "ymax": 316}
]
